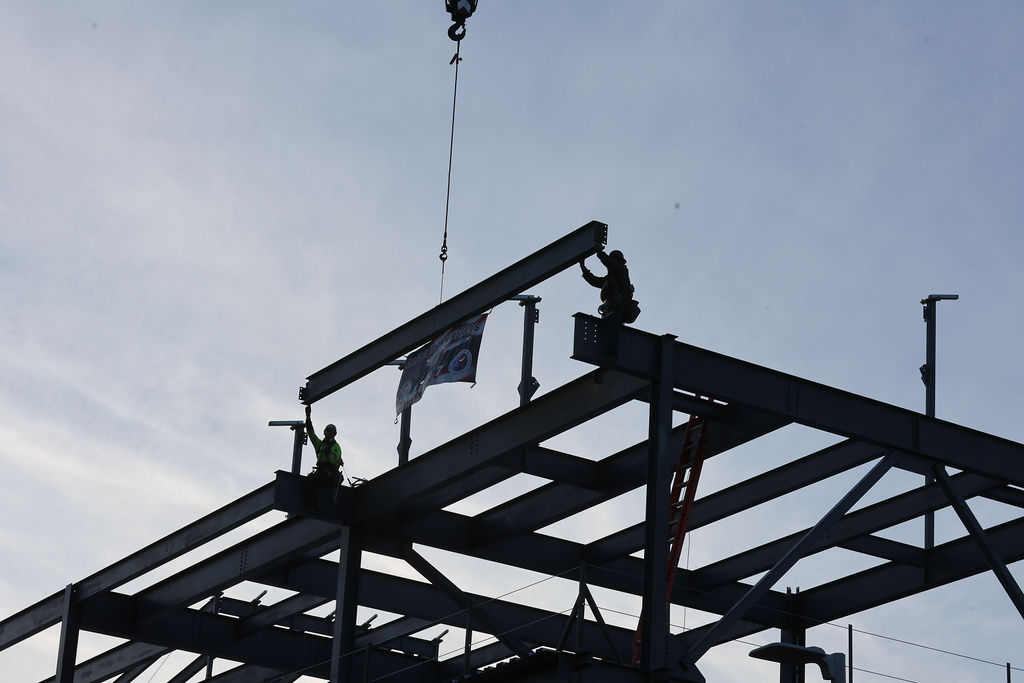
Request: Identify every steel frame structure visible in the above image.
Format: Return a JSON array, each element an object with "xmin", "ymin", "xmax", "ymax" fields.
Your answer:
[{"xmin": 3, "ymin": 221, "xmax": 1024, "ymax": 683}]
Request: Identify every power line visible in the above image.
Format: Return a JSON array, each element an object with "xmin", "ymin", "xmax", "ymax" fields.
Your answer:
[
  {"xmin": 261, "ymin": 554, "xmax": 1019, "ymax": 682},
  {"xmin": 263, "ymin": 563, "xmax": 581, "ymax": 683},
  {"xmin": 585, "ymin": 562, "xmax": 1022, "ymax": 676}
]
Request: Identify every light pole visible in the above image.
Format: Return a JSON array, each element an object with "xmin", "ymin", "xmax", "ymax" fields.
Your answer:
[
  {"xmin": 268, "ymin": 420, "xmax": 307, "ymax": 476},
  {"xmin": 750, "ymin": 642, "xmax": 846, "ymax": 682},
  {"xmin": 920, "ymin": 293, "xmax": 958, "ymax": 551}
]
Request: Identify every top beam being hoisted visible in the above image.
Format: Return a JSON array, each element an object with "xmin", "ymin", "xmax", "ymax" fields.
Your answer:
[{"xmin": 301, "ymin": 220, "xmax": 607, "ymax": 404}]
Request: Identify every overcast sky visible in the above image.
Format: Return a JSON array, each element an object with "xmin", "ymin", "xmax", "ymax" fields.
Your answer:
[{"xmin": 2, "ymin": 2, "xmax": 1024, "ymax": 681}]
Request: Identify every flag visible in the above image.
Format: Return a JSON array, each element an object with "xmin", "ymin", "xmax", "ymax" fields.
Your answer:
[{"xmin": 396, "ymin": 313, "xmax": 489, "ymax": 415}]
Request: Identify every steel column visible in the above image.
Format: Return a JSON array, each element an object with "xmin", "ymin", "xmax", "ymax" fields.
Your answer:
[
  {"xmin": 639, "ymin": 334, "xmax": 676, "ymax": 672},
  {"xmin": 331, "ymin": 526, "xmax": 362, "ymax": 683},
  {"xmin": 779, "ymin": 619, "xmax": 806, "ymax": 683},
  {"xmin": 55, "ymin": 584, "xmax": 80, "ymax": 683}
]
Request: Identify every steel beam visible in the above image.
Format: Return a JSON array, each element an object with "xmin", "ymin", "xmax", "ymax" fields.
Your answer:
[
  {"xmin": 40, "ymin": 598, "xmax": 228, "ymax": 683},
  {"xmin": 351, "ymin": 369, "xmax": 649, "ymax": 523},
  {"xmin": 586, "ymin": 439, "xmax": 882, "ymax": 563},
  {"xmin": 682, "ymin": 453, "xmax": 896, "ymax": 667},
  {"xmin": 38, "ymin": 641, "xmax": 167, "ymax": 683},
  {"xmin": 132, "ymin": 515, "xmax": 345, "ymax": 624},
  {"xmin": 331, "ymin": 526, "xmax": 362, "ymax": 683},
  {"xmin": 0, "ymin": 483, "xmax": 275, "ymax": 651},
  {"xmin": 207, "ymin": 665, "xmax": 300, "ymax": 683},
  {"xmin": 76, "ymin": 592, "xmax": 432, "ymax": 683},
  {"xmin": 692, "ymin": 467, "xmax": 998, "ymax": 591},
  {"xmin": 674, "ymin": 517, "xmax": 1024, "ymax": 654},
  {"xmin": 837, "ymin": 535, "xmax": 925, "ymax": 566},
  {"xmin": 473, "ymin": 406, "xmax": 787, "ymax": 548},
  {"xmin": 268, "ymin": 564, "xmax": 634, "ymax": 664},
  {"xmin": 983, "ymin": 485, "xmax": 1024, "ymax": 509},
  {"xmin": 933, "ymin": 465, "xmax": 1024, "ymax": 619},
  {"xmin": 401, "ymin": 546, "xmax": 531, "ymax": 658},
  {"xmin": 302, "ymin": 221, "xmax": 607, "ymax": 403},
  {"xmin": 113, "ymin": 658, "xmax": 162, "ymax": 683},
  {"xmin": 639, "ymin": 334, "xmax": 676, "ymax": 672},
  {"xmin": 234, "ymin": 593, "xmax": 332, "ymax": 637},
  {"xmin": 77, "ymin": 592, "xmax": 332, "ymax": 676},
  {"xmin": 164, "ymin": 656, "xmax": 206, "ymax": 683},
  {"xmin": 573, "ymin": 314, "xmax": 1024, "ymax": 487},
  {"xmin": 801, "ymin": 515, "xmax": 1024, "ymax": 623},
  {"xmin": 257, "ymin": 516, "xmax": 794, "ymax": 633},
  {"xmin": 54, "ymin": 584, "xmax": 80, "ymax": 683}
]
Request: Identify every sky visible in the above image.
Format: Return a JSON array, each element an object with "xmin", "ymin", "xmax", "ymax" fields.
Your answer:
[{"xmin": 2, "ymin": 2, "xmax": 1024, "ymax": 681}]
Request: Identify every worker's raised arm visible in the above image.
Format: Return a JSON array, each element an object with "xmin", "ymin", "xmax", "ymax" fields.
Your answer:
[
  {"xmin": 304, "ymin": 405, "xmax": 320, "ymax": 448},
  {"xmin": 579, "ymin": 258, "xmax": 604, "ymax": 288}
]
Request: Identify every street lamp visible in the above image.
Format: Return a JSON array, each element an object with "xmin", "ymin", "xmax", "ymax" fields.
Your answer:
[
  {"xmin": 919, "ymin": 293, "xmax": 958, "ymax": 551},
  {"xmin": 268, "ymin": 420, "xmax": 307, "ymax": 476},
  {"xmin": 750, "ymin": 642, "xmax": 846, "ymax": 683},
  {"xmin": 920, "ymin": 293, "xmax": 959, "ymax": 417}
]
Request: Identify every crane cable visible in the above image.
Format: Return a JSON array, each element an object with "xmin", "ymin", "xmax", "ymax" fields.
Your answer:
[{"xmin": 438, "ymin": 39, "xmax": 462, "ymax": 304}]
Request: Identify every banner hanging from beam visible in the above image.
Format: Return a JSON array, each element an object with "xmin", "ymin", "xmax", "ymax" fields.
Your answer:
[{"xmin": 396, "ymin": 313, "xmax": 488, "ymax": 415}]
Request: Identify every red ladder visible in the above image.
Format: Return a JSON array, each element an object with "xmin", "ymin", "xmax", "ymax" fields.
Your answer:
[{"xmin": 631, "ymin": 410, "xmax": 709, "ymax": 666}]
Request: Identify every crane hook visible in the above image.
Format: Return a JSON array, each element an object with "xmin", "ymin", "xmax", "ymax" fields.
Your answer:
[
  {"xmin": 444, "ymin": 0, "xmax": 478, "ymax": 41},
  {"xmin": 448, "ymin": 21, "xmax": 467, "ymax": 42}
]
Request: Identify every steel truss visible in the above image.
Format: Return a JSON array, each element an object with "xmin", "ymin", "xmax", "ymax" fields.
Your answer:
[{"xmin": 3, "ymin": 222, "xmax": 1024, "ymax": 683}]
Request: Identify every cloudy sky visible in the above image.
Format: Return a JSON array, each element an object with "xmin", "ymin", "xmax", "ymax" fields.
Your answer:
[{"xmin": 2, "ymin": 2, "xmax": 1023, "ymax": 681}]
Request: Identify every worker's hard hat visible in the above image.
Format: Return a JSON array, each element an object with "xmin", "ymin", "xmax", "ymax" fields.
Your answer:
[
  {"xmin": 325, "ymin": 424, "xmax": 337, "ymax": 435},
  {"xmin": 609, "ymin": 250, "xmax": 625, "ymax": 262}
]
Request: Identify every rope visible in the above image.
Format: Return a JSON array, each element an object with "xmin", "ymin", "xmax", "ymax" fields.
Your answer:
[{"xmin": 439, "ymin": 40, "xmax": 462, "ymax": 304}]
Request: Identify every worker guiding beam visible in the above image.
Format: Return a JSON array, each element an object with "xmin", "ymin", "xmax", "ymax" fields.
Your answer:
[
  {"xmin": 304, "ymin": 404, "xmax": 343, "ymax": 488},
  {"xmin": 580, "ymin": 249, "xmax": 641, "ymax": 324}
]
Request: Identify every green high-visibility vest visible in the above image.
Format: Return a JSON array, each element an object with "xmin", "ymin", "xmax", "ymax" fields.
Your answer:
[{"xmin": 307, "ymin": 430, "xmax": 342, "ymax": 470}]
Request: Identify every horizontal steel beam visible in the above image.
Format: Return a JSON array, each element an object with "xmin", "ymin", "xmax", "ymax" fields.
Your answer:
[
  {"xmin": 302, "ymin": 221, "xmax": 607, "ymax": 403},
  {"xmin": 207, "ymin": 665, "xmax": 299, "ymax": 683},
  {"xmin": 801, "ymin": 515, "xmax": 1024, "ymax": 623},
  {"xmin": 682, "ymin": 453, "xmax": 897, "ymax": 666},
  {"xmin": 473, "ymin": 405, "xmax": 787, "ymax": 546},
  {"xmin": 838, "ymin": 534, "xmax": 926, "ymax": 566},
  {"xmin": 37, "ymin": 640, "xmax": 167, "ymax": 683},
  {"xmin": 132, "ymin": 515, "xmax": 344, "ymax": 624},
  {"xmin": 351, "ymin": 369, "xmax": 649, "ymax": 523},
  {"xmin": 0, "ymin": 483, "xmax": 275, "ymax": 652},
  {"xmin": 164, "ymin": 656, "xmax": 206, "ymax": 683},
  {"xmin": 586, "ymin": 438, "xmax": 880, "ymax": 563},
  {"xmin": 262, "ymin": 564, "xmax": 633, "ymax": 664},
  {"xmin": 401, "ymin": 545, "xmax": 531, "ymax": 658},
  {"xmin": 267, "ymin": 491, "xmax": 795, "ymax": 630},
  {"xmin": 692, "ymin": 467, "xmax": 999, "ymax": 590},
  {"xmin": 573, "ymin": 314, "xmax": 1024, "ymax": 487},
  {"xmin": 78, "ymin": 592, "xmax": 432, "ymax": 683}
]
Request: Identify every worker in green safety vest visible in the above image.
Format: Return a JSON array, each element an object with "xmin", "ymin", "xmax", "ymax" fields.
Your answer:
[{"xmin": 304, "ymin": 404, "xmax": 343, "ymax": 486}]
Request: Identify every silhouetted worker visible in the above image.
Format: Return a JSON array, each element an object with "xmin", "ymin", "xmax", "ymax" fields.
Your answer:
[
  {"xmin": 304, "ymin": 405, "xmax": 343, "ymax": 487},
  {"xmin": 580, "ymin": 249, "xmax": 641, "ymax": 324}
]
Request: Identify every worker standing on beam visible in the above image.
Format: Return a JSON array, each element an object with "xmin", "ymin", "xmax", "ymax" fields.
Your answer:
[
  {"xmin": 304, "ymin": 404, "xmax": 343, "ymax": 487},
  {"xmin": 580, "ymin": 249, "xmax": 641, "ymax": 324}
]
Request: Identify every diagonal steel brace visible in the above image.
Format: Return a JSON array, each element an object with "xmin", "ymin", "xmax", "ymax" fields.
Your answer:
[
  {"xmin": 682, "ymin": 452, "xmax": 897, "ymax": 668},
  {"xmin": 933, "ymin": 464, "xmax": 1024, "ymax": 619},
  {"xmin": 400, "ymin": 545, "xmax": 532, "ymax": 659}
]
